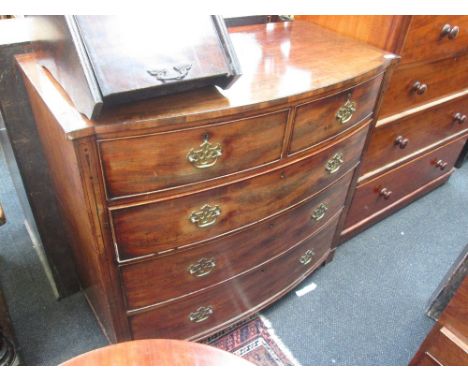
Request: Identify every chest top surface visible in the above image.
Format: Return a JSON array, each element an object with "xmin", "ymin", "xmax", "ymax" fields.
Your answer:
[{"xmin": 17, "ymin": 20, "xmax": 394, "ymax": 139}]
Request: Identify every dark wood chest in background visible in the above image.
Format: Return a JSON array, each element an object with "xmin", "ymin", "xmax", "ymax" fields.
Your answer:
[
  {"xmin": 17, "ymin": 20, "xmax": 396, "ymax": 342},
  {"xmin": 410, "ymin": 273, "xmax": 468, "ymax": 366},
  {"xmin": 298, "ymin": 16, "xmax": 468, "ymax": 241}
]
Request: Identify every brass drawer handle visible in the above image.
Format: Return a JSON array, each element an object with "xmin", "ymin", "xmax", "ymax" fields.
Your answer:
[
  {"xmin": 379, "ymin": 187, "xmax": 392, "ymax": 200},
  {"xmin": 440, "ymin": 24, "xmax": 460, "ymax": 39},
  {"xmin": 453, "ymin": 113, "xmax": 467, "ymax": 125},
  {"xmin": 299, "ymin": 249, "xmax": 315, "ymax": 265},
  {"xmin": 325, "ymin": 152, "xmax": 344, "ymax": 174},
  {"xmin": 188, "ymin": 257, "xmax": 216, "ymax": 277},
  {"xmin": 411, "ymin": 81, "xmax": 428, "ymax": 95},
  {"xmin": 148, "ymin": 63, "xmax": 192, "ymax": 82},
  {"xmin": 189, "ymin": 204, "xmax": 221, "ymax": 228},
  {"xmin": 336, "ymin": 96, "xmax": 357, "ymax": 124},
  {"xmin": 187, "ymin": 134, "xmax": 222, "ymax": 169},
  {"xmin": 394, "ymin": 136, "xmax": 409, "ymax": 149},
  {"xmin": 311, "ymin": 203, "xmax": 328, "ymax": 221},
  {"xmin": 434, "ymin": 159, "xmax": 448, "ymax": 170},
  {"xmin": 189, "ymin": 306, "xmax": 213, "ymax": 323}
]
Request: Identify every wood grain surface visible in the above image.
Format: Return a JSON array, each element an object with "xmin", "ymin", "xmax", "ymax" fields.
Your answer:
[
  {"xmin": 120, "ymin": 174, "xmax": 349, "ymax": 309},
  {"xmin": 110, "ymin": 123, "xmax": 368, "ymax": 259},
  {"xmin": 294, "ymin": 15, "xmax": 411, "ymax": 53},
  {"xmin": 410, "ymin": 274, "xmax": 468, "ymax": 366},
  {"xmin": 379, "ymin": 53, "xmax": 468, "ymax": 118},
  {"xmin": 129, "ymin": 216, "xmax": 338, "ymax": 340},
  {"xmin": 61, "ymin": 339, "xmax": 252, "ymax": 366},
  {"xmin": 401, "ymin": 16, "xmax": 468, "ymax": 64},
  {"xmin": 344, "ymin": 137, "xmax": 467, "ymax": 231},
  {"xmin": 289, "ymin": 73, "xmax": 382, "ymax": 154},
  {"xmin": 99, "ymin": 109, "xmax": 288, "ymax": 198},
  {"xmin": 360, "ymin": 91, "xmax": 468, "ymax": 177}
]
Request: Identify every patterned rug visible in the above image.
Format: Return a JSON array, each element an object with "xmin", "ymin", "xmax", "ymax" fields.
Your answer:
[{"xmin": 204, "ymin": 315, "xmax": 300, "ymax": 366}]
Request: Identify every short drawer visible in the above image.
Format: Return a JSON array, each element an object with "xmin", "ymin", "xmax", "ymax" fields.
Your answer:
[
  {"xmin": 360, "ymin": 92, "xmax": 468, "ymax": 177},
  {"xmin": 289, "ymin": 74, "xmax": 382, "ymax": 154},
  {"xmin": 344, "ymin": 137, "xmax": 466, "ymax": 229},
  {"xmin": 129, "ymin": 215, "xmax": 338, "ymax": 340},
  {"xmin": 111, "ymin": 122, "xmax": 369, "ymax": 260},
  {"xmin": 99, "ymin": 110, "xmax": 288, "ymax": 199},
  {"xmin": 402, "ymin": 16, "xmax": 468, "ymax": 64},
  {"xmin": 121, "ymin": 172, "xmax": 350, "ymax": 310},
  {"xmin": 380, "ymin": 53, "xmax": 468, "ymax": 118}
]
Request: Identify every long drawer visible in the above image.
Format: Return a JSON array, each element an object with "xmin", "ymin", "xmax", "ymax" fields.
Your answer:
[
  {"xmin": 121, "ymin": 172, "xmax": 350, "ymax": 310},
  {"xmin": 289, "ymin": 73, "xmax": 382, "ymax": 154},
  {"xmin": 379, "ymin": 53, "xmax": 468, "ymax": 118},
  {"xmin": 360, "ymin": 92, "xmax": 468, "ymax": 177},
  {"xmin": 129, "ymin": 214, "xmax": 338, "ymax": 340},
  {"xmin": 98, "ymin": 110, "xmax": 288, "ymax": 199},
  {"xmin": 344, "ymin": 137, "xmax": 466, "ymax": 230},
  {"xmin": 402, "ymin": 16, "xmax": 468, "ymax": 64},
  {"xmin": 111, "ymin": 122, "xmax": 369, "ymax": 260}
]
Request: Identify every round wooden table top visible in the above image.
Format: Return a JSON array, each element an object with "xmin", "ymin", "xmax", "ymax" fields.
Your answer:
[{"xmin": 60, "ymin": 339, "xmax": 253, "ymax": 366}]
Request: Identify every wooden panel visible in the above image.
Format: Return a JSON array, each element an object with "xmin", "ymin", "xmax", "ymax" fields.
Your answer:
[
  {"xmin": 129, "ymin": 216, "xmax": 337, "ymax": 340},
  {"xmin": 0, "ymin": 19, "xmax": 79, "ymax": 297},
  {"xmin": 344, "ymin": 138, "xmax": 466, "ymax": 230},
  {"xmin": 412, "ymin": 352, "xmax": 442, "ymax": 366},
  {"xmin": 121, "ymin": 173, "xmax": 350, "ymax": 309},
  {"xmin": 440, "ymin": 275, "xmax": 468, "ymax": 346},
  {"xmin": 295, "ymin": 15, "xmax": 411, "ymax": 53},
  {"xmin": 289, "ymin": 74, "xmax": 382, "ymax": 154},
  {"xmin": 20, "ymin": 62, "xmax": 129, "ymax": 342},
  {"xmin": 111, "ymin": 122, "xmax": 369, "ymax": 260},
  {"xmin": 379, "ymin": 53, "xmax": 468, "ymax": 118},
  {"xmin": 402, "ymin": 16, "xmax": 468, "ymax": 64},
  {"xmin": 75, "ymin": 16, "xmax": 231, "ymax": 98},
  {"xmin": 428, "ymin": 326, "xmax": 468, "ymax": 365},
  {"xmin": 360, "ymin": 92, "xmax": 468, "ymax": 177},
  {"xmin": 99, "ymin": 110, "xmax": 288, "ymax": 199},
  {"xmin": 411, "ymin": 275, "xmax": 468, "ymax": 366}
]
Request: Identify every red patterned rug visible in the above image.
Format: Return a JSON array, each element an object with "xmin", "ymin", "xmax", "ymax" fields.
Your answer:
[{"xmin": 204, "ymin": 315, "xmax": 300, "ymax": 366}]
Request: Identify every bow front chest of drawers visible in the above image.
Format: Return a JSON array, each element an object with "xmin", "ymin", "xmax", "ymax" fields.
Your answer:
[{"xmin": 17, "ymin": 21, "xmax": 395, "ymax": 342}]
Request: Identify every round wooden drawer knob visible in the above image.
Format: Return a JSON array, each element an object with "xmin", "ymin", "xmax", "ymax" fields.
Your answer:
[
  {"xmin": 379, "ymin": 188, "xmax": 392, "ymax": 199},
  {"xmin": 453, "ymin": 113, "xmax": 467, "ymax": 124},
  {"xmin": 411, "ymin": 81, "xmax": 428, "ymax": 95},
  {"xmin": 435, "ymin": 160, "xmax": 448, "ymax": 170},
  {"xmin": 394, "ymin": 135, "xmax": 409, "ymax": 149},
  {"xmin": 441, "ymin": 24, "xmax": 460, "ymax": 39}
]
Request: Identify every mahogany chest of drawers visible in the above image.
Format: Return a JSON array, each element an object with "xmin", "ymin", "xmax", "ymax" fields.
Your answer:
[
  {"xmin": 299, "ymin": 16, "xmax": 468, "ymax": 241},
  {"xmin": 18, "ymin": 21, "xmax": 395, "ymax": 342}
]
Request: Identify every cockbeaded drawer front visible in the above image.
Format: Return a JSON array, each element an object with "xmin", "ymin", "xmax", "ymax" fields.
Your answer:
[
  {"xmin": 290, "ymin": 73, "xmax": 382, "ymax": 154},
  {"xmin": 128, "ymin": 213, "xmax": 339, "ymax": 340},
  {"xmin": 121, "ymin": 170, "xmax": 352, "ymax": 310},
  {"xmin": 360, "ymin": 92, "xmax": 468, "ymax": 178},
  {"xmin": 402, "ymin": 16, "xmax": 468, "ymax": 64},
  {"xmin": 98, "ymin": 109, "xmax": 288, "ymax": 199},
  {"xmin": 110, "ymin": 121, "xmax": 369, "ymax": 260},
  {"xmin": 379, "ymin": 53, "xmax": 468, "ymax": 118},
  {"xmin": 344, "ymin": 137, "xmax": 467, "ymax": 230}
]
